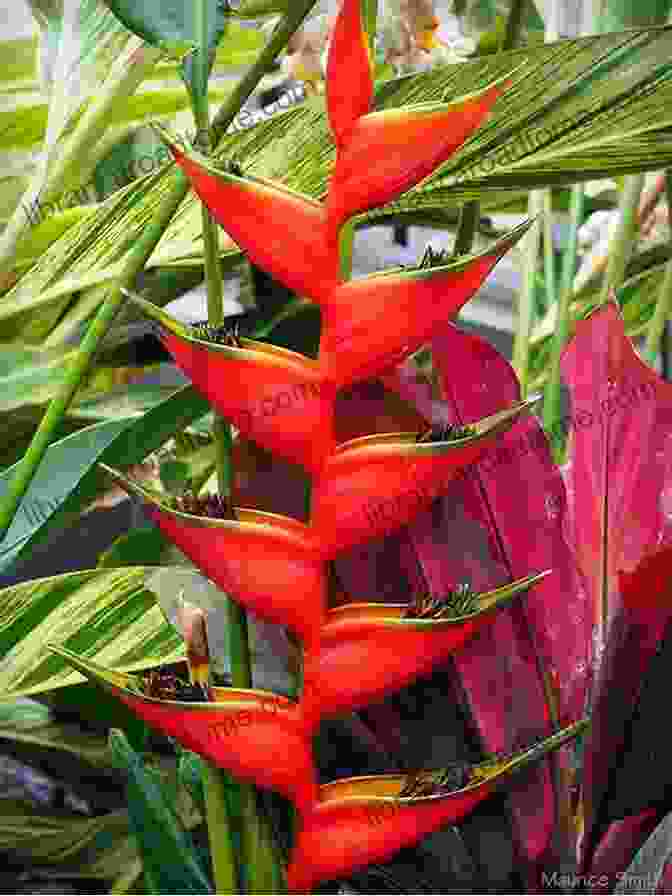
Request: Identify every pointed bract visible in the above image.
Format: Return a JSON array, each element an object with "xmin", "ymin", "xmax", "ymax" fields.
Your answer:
[
  {"xmin": 325, "ymin": 82, "xmax": 505, "ymax": 245},
  {"xmin": 155, "ymin": 130, "xmax": 339, "ymax": 303},
  {"xmin": 100, "ymin": 466, "xmax": 326, "ymax": 649},
  {"xmin": 301, "ymin": 573, "xmax": 548, "ymax": 727},
  {"xmin": 49, "ymin": 647, "xmax": 318, "ymax": 812},
  {"xmin": 326, "ymin": 0, "xmax": 374, "ymax": 148},
  {"xmin": 311, "ymin": 400, "xmax": 536, "ymax": 557},
  {"xmin": 125, "ymin": 293, "xmax": 336, "ymax": 474},
  {"xmin": 287, "ymin": 721, "xmax": 587, "ymax": 892},
  {"xmin": 319, "ymin": 223, "xmax": 531, "ymax": 388}
]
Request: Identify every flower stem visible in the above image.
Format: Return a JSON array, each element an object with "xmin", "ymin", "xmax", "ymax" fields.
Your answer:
[
  {"xmin": 0, "ymin": 0, "xmax": 322, "ymax": 545},
  {"xmin": 190, "ymin": 3, "xmax": 243, "ymax": 890}
]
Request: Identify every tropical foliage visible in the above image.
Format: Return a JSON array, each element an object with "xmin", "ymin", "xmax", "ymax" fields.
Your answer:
[{"xmin": 3, "ymin": 0, "xmax": 672, "ymax": 892}]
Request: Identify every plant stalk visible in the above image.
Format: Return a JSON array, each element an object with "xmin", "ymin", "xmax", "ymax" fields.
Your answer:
[
  {"xmin": 191, "ymin": 2, "xmax": 244, "ymax": 891},
  {"xmin": 512, "ymin": 192, "xmax": 543, "ymax": 393},
  {"xmin": 543, "ymin": 189, "xmax": 557, "ymax": 311},
  {"xmin": 453, "ymin": 200, "xmax": 479, "ymax": 256},
  {"xmin": 0, "ymin": 0, "xmax": 322, "ymax": 545},
  {"xmin": 202, "ymin": 762, "xmax": 239, "ymax": 892},
  {"xmin": 599, "ymin": 173, "xmax": 645, "ymax": 304},
  {"xmin": 542, "ymin": 184, "xmax": 584, "ymax": 462},
  {"xmin": 645, "ymin": 171, "xmax": 672, "ymax": 364}
]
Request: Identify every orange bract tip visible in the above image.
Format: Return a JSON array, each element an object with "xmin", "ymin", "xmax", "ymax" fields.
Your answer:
[
  {"xmin": 326, "ymin": 81, "xmax": 504, "ymax": 244},
  {"xmin": 327, "ymin": 0, "xmax": 374, "ymax": 147}
]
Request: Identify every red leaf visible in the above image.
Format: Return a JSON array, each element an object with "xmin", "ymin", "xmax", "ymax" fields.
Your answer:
[
  {"xmin": 387, "ymin": 323, "xmax": 590, "ymax": 868},
  {"xmin": 561, "ymin": 303, "xmax": 672, "ymax": 870},
  {"xmin": 584, "ymin": 812, "xmax": 661, "ymax": 893}
]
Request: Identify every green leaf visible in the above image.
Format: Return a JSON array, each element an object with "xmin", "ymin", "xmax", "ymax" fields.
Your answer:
[
  {"xmin": 0, "ymin": 566, "xmax": 189, "ymax": 699},
  {"xmin": 0, "ymin": 800, "xmax": 137, "ymax": 878},
  {"xmin": 0, "ymin": 384, "xmax": 210, "ymax": 576},
  {"xmin": 97, "ymin": 527, "xmax": 168, "ymax": 568},
  {"xmin": 231, "ymin": 0, "xmax": 291, "ymax": 16},
  {"xmin": 12, "ymin": 27, "xmax": 672, "ymax": 320},
  {"xmin": 0, "ymin": 700, "xmax": 121, "ymax": 794},
  {"xmin": 110, "ymin": 730, "xmax": 212, "ymax": 894},
  {"xmin": 100, "ymin": 0, "xmax": 231, "ymax": 100}
]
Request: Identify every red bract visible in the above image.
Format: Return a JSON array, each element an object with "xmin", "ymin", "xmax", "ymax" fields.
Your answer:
[
  {"xmin": 49, "ymin": 647, "xmax": 318, "ymax": 812},
  {"xmin": 154, "ymin": 128, "xmax": 339, "ymax": 304},
  {"xmin": 300, "ymin": 572, "xmax": 549, "ymax": 727},
  {"xmin": 100, "ymin": 466, "xmax": 325, "ymax": 649},
  {"xmin": 286, "ymin": 720, "xmax": 588, "ymax": 893},
  {"xmin": 325, "ymin": 81, "xmax": 505, "ymax": 246},
  {"xmin": 125, "ymin": 293, "xmax": 336, "ymax": 474},
  {"xmin": 326, "ymin": 0, "xmax": 374, "ymax": 148},
  {"xmin": 319, "ymin": 223, "xmax": 531, "ymax": 388},
  {"xmin": 311, "ymin": 399, "xmax": 536, "ymax": 557}
]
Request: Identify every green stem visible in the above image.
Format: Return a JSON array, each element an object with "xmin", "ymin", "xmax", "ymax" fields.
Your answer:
[
  {"xmin": 0, "ymin": 0, "xmax": 321, "ymax": 545},
  {"xmin": 191, "ymin": 3, "xmax": 242, "ymax": 892},
  {"xmin": 453, "ymin": 0, "xmax": 521, "ymax": 260},
  {"xmin": 543, "ymin": 190, "xmax": 557, "ymax": 311},
  {"xmin": 501, "ymin": 0, "xmax": 525, "ymax": 51},
  {"xmin": 338, "ymin": 219, "xmax": 356, "ymax": 280},
  {"xmin": 645, "ymin": 171, "xmax": 672, "ymax": 364},
  {"xmin": 202, "ymin": 762, "xmax": 239, "ymax": 893},
  {"xmin": 512, "ymin": 192, "xmax": 543, "ymax": 394},
  {"xmin": 0, "ymin": 171, "xmax": 188, "ymax": 541},
  {"xmin": 453, "ymin": 201, "xmax": 479, "ymax": 256},
  {"xmin": 599, "ymin": 173, "xmax": 645, "ymax": 304},
  {"xmin": 542, "ymin": 184, "xmax": 584, "ymax": 463}
]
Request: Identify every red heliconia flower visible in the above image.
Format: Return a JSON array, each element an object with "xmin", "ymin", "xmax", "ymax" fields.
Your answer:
[
  {"xmin": 100, "ymin": 466, "xmax": 325, "ymax": 649},
  {"xmin": 49, "ymin": 646, "xmax": 319, "ymax": 812},
  {"xmin": 153, "ymin": 126, "xmax": 339, "ymax": 304},
  {"xmin": 311, "ymin": 399, "xmax": 537, "ymax": 558},
  {"xmin": 324, "ymin": 82, "xmax": 506, "ymax": 247},
  {"xmin": 286, "ymin": 720, "xmax": 588, "ymax": 893},
  {"xmin": 319, "ymin": 222, "xmax": 531, "ymax": 388},
  {"xmin": 125, "ymin": 292, "xmax": 336, "ymax": 474},
  {"xmin": 326, "ymin": 0, "xmax": 374, "ymax": 149},
  {"xmin": 300, "ymin": 572, "xmax": 549, "ymax": 729},
  {"xmin": 324, "ymin": 0, "xmax": 507, "ymax": 246}
]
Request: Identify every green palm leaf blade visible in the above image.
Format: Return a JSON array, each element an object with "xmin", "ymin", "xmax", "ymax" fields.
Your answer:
[
  {"xmin": 0, "ymin": 385, "xmax": 209, "ymax": 576},
  {"xmin": 0, "ymin": 566, "xmax": 189, "ymax": 699},
  {"xmin": 9, "ymin": 28, "xmax": 672, "ymax": 323}
]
